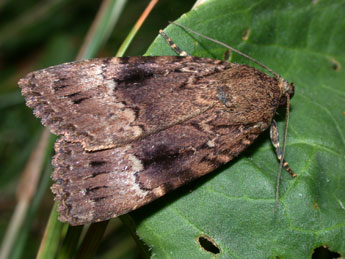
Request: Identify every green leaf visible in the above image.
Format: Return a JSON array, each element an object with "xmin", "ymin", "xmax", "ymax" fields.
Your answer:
[{"xmin": 126, "ymin": 0, "xmax": 345, "ymax": 258}]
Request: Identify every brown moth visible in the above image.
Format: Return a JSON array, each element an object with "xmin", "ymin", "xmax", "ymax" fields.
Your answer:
[{"xmin": 19, "ymin": 23, "xmax": 295, "ymax": 225}]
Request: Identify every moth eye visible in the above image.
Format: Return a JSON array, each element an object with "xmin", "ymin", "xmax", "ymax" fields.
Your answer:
[
  {"xmin": 279, "ymin": 82, "xmax": 294, "ymax": 107},
  {"xmin": 279, "ymin": 96, "xmax": 287, "ymax": 107}
]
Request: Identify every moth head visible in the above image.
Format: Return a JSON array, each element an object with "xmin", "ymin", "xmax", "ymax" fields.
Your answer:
[{"xmin": 278, "ymin": 79, "xmax": 294, "ymax": 107}]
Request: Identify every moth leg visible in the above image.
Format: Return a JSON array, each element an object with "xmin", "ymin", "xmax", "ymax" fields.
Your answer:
[
  {"xmin": 270, "ymin": 120, "xmax": 296, "ymax": 177},
  {"xmin": 159, "ymin": 30, "xmax": 189, "ymax": 57}
]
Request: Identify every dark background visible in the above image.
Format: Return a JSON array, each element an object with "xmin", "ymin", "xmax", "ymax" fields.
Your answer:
[{"xmin": 0, "ymin": 0, "xmax": 195, "ymax": 258}]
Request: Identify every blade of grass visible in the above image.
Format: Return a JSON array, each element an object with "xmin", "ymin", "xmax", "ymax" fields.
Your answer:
[
  {"xmin": 10, "ymin": 134, "xmax": 56, "ymax": 259},
  {"xmin": 75, "ymin": 221, "xmax": 109, "ymax": 259},
  {"xmin": 36, "ymin": 202, "xmax": 67, "ymax": 259},
  {"xmin": 115, "ymin": 0, "xmax": 158, "ymax": 57},
  {"xmin": 11, "ymin": 153, "xmax": 56, "ymax": 259},
  {"xmin": 0, "ymin": 128, "xmax": 50, "ymax": 259},
  {"xmin": 78, "ymin": 0, "xmax": 127, "ymax": 60},
  {"xmin": 56, "ymin": 226, "xmax": 84, "ymax": 259}
]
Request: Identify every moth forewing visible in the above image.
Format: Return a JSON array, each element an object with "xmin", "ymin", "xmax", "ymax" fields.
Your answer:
[{"xmin": 18, "ymin": 24, "xmax": 296, "ymax": 225}]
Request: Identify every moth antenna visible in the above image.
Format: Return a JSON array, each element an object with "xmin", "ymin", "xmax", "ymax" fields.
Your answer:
[
  {"xmin": 169, "ymin": 21, "xmax": 281, "ymax": 79},
  {"xmin": 159, "ymin": 29, "xmax": 189, "ymax": 56},
  {"xmin": 274, "ymin": 93, "xmax": 291, "ymax": 209}
]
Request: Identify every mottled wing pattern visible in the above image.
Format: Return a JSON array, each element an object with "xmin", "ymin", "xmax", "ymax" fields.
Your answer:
[
  {"xmin": 19, "ymin": 56, "xmax": 230, "ymax": 151},
  {"xmin": 19, "ymin": 56, "xmax": 282, "ymax": 225}
]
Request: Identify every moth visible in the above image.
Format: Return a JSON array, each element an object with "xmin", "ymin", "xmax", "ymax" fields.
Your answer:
[{"xmin": 19, "ymin": 22, "xmax": 296, "ymax": 225}]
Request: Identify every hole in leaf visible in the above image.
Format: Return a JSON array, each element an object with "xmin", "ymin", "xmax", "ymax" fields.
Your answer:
[
  {"xmin": 312, "ymin": 246, "xmax": 341, "ymax": 259},
  {"xmin": 197, "ymin": 235, "xmax": 220, "ymax": 254}
]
